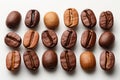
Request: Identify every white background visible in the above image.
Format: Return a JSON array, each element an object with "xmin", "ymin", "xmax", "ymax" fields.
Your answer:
[{"xmin": 0, "ymin": 0, "xmax": 120, "ymax": 80}]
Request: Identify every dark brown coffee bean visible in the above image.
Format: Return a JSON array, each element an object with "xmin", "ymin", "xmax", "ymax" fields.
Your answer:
[
  {"xmin": 42, "ymin": 30, "xmax": 58, "ymax": 48},
  {"xmin": 23, "ymin": 30, "xmax": 39, "ymax": 49},
  {"xmin": 25, "ymin": 9, "xmax": 40, "ymax": 28},
  {"xmin": 81, "ymin": 30, "xmax": 96, "ymax": 49},
  {"xmin": 60, "ymin": 50, "xmax": 76, "ymax": 72},
  {"xmin": 81, "ymin": 9, "xmax": 97, "ymax": 28},
  {"xmin": 80, "ymin": 51, "xmax": 96, "ymax": 71},
  {"xmin": 42, "ymin": 50, "xmax": 58, "ymax": 70},
  {"xmin": 99, "ymin": 11, "xmax": 114, "ymax": 30},
  {"xmin": 23, "ymin": 50, "xmax": 40, "ymax": 71},
  {"xmin": 100, "ymin": 50, "xmax": 115, "ymax": 71},
  {"xmin": 99, "ymin": 31, "xmax": 115, "ymax": 48},
  {"xmin": 64, "ymin": 8, "xmax": 79, "ymax": 28},
  {"xmin": 61, "ymin": 29, "xmax": 77, "ymax": 49},
  {"xmin": 6, "ymin": 11, "xmax": 21, "ymax": 29},
  {"xmin": 6, "ymin": 50, "xmax": 21, "ymax": 71},
  {"xmin": 5, "ymin": 32, "xmax": 21, "ymax": 48}
]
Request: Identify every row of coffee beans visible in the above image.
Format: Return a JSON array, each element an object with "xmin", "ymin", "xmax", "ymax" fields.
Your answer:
[
  {"xmin": 6, "ymin": 8, "xmax": 113, "ymax": 30},
  {"xmin": 6, "ymin": 50, "xmax": 115, "ymax": 72}
]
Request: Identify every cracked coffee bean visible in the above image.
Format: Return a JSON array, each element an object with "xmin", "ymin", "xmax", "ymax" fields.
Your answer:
[
  {"xmin": 25, "ymin": 9, "xmax": 40, "ymax": 28},
  {"xmin": 60, "ymin": 50, "xmax": 76, "ymax": 72},
  {"xmin": 61, "ymin": 29, "xmax": 77, "ymax": 49},
  {"xmin": 23, "ymin": 50, "xmax": 40, "ymax": 71},
  {"xmin": 99, "ymin": 11, "xmax": 114, "ymax": 30},
  {"xmin": 99, "ymin": 31, "xmax": 115, "ymax": 48},
  {"xmin": 64, "ymin": 8, "xmax": 79, "ymax": 28},
  {"xmin": 6, "ymin": 11, "xmax": 21, "ymax": 29},
  {"xmin": 100, "ymin": 50, "xmax": 115, "ymax": 71},
  {"xmin": 6, "ymin": 50, "xmax": 21, "ymax": 71},
  {"xmin": 81, "ymin": 30, "xmax": 96, "ymax": 49},
  {"xmin": 23, "ymin": 30, "xmax": 39, "ymax": 49},
  {"xmin": 5, "ymin": 32, "xmax": 21, "ymax": 48},
  {"xmin": 42, "ymin": 50, "xmax": 58, "ymax": 70},
  {"xmin": 81, "ymin": 9, "xmax": 97, "ymax": 28},
  {"xmin": 42, "ymin": 29, "xmax": 58, "ymax": 48}
]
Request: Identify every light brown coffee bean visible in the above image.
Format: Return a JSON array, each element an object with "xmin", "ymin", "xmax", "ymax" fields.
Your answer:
[{"xmin": 23, "ymin": 30, "xmax": 39, "ymax": 49}]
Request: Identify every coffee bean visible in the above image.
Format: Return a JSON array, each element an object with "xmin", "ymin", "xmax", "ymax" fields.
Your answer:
[
  {"xmin": 23, "ymin": 50, "xmax": 40, "ymax": 71},
  {"xmin": 6, "ymin": 11, "xmax": 21, "ymax": 29},
  {"xmin": 42, "ymin": 30, "xmax": 58, "ymax": 48},
  {"xmin": 80, "ymin": 51, "xmax": 96, "ymax": 71},
  {"xmin": 99, "ymin": 11, "xmax": 114, "ymax": 30},
  {"xmin": 61, "ymin": 29, "xmax": 77, "ymax": 49},
  {"xmin": 60, "ymin": 50, "xmax": 76, "ymax": 72},
  {"xmin": 42, "ymin": 50, "xmax": 58, "ymax": 70},
  {"xmin": 25, "ymin": 9, "xmax": 40, "ymax": 28},
  {"xmin": 23, "ymin": 30, "xmax": 39, "ymax": 49},
  {"xmin": 64, "ymin": 8, "xmax": 79, "ymax": 28},
  {"xmin": 81, "ymin": 30, "xmax": 96, "ymax": 49},
  {"xmin": 81, "ymin": 9, "xmax": 97, "ymax": 28},
  {"xmin": 100, "ymin": 50, "xmax": 115, "ymax": 71},
  {"xmin": 5, "ymin": 32, "xmax": 21, "ymax": 48},
  {"xmin": 44, "ymin": 12, "xmax": 59, "ymax": 29},
  {"xmin": 99, "ymin": 31, "xmax": 115, "ymax": 48},
  {"xmin": 6, "ymin": 50, "xmax": 21, "ymax": 71}
]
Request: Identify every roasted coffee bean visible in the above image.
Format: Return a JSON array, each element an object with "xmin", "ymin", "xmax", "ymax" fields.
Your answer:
[
  {"xmin": 6, "ymin": 50, "xmax": 21, "ymax": 71},
  {"xmin": 23, "ymin": 50, "xmax": 40, "ymax": 71},
  {"xmin": 42, "ymin": 50, "xmax": 58, "ymax": 70},
  {"xmin": 81, "ymin": 9, "xmax": 96, "ymax": 28},
  {"xmin": 23, "ymin": 30, "xmax": 39, "ymax": 49},
  {"xmin": 42, "ymin": 30, "xmax": 58, "ymax": 48},
  {"xmin": 25, "ymin": 9, "xmax": 40, "ymax": 28},
  {"xmin": 6, "ymin": 11, "xmax": 21, "ymax": 29},
  {"xmin": 99, "ymin": 31, "xmax": 115, "ymax": 48},
  {"xmin": 100, "ymin": 50, "xmax": 115, "ymax": 71},
  {"xmin": 99, "ymin": 11, "xmax": 114, "ymax": 30},
  {"xmin": 64, "ymin": 8, "xmax": 79, "ymax": 28},
  {"xmin": 60, "ymin": 50, "xmax": 76, "ymax": 72},
  {"xmin": 61, "ymin": 29, "xmax": 77, "ymax": 49},
  {"xmin": 81, "ymin": 30, "xmax": 96, "ymax": 49},
  {"xmin": 80, "ymin": 51, "xmax": 96, "ymax": 71},
  {"xmin": 5, "ymin": 32, "xmax": 21, "ymax": 48},
  {"xmin": 44, "ymin": 12, "xmax": 59, "ymax": 29}
]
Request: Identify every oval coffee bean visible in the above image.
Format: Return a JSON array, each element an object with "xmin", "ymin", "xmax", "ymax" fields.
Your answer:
[
  {"xmin": 6, "ymin": 11, "xmax": 21, "ymax": 29},
  {"xmin": 25, "ymin": 9, "xmax": 40, "ymax": 28},
  {"xmin": 42, "ymin": 50, "xmax": 58, "ymax": 70},
  {"xmin": 5, "ymin": 32, "xmax": 21, "ymax": 48},
  {"xmin": 23, "ymin": 30, "xmax": 39, "ymax": 49},
  {"xmin": 81, "ymin": 30, "xmax": 96, "ymax": 49},
  {"xmin": 6, "ymin": 50, "xmax": 21, "ymax": 71},
  {"xmin": 100, "ymin": 50, "xmax": 115, "ymax": 71},
  {"xmin": 99, "ymin": 11, "xmax": 114, "ymax": 30},
  {"xmin": 64, "ymin": 8, "xmax": 79, "ymax": 28},
  {"xmin": 99, "ymin": 31, "xmax": 115, "ymax": 48},
  {"xmin": 23, "ymin": 50, "xmax": 40, "ymax": 71},
  {"xmin": 42, "ymin": 30, "xmax": 58, "ymax": 48},
  {"xmin": 81, "ymin": 9, "xmax": 97, "ymax": 28},
  {"xmin": 80, "ymin": 51, "xmax": 96, "ymax": 71},
  {"xmin": 60, "ymin": 50, "xmax": 76, "ymax": 72},
  {"xmin": 61, "ymin": 29, "xmax": 77, "ymax": 49}
]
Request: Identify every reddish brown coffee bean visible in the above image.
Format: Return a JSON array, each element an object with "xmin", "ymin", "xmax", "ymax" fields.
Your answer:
[
  {"xmin": 23, "ymin": 30, "xmax": 39, "ymax": 49},
  {"xmin": 5, "ymin": 32, "xmax": 21, "ymax": 48},
  {"xmin": 6, "ymin": 50, "xmax": 21, "ymax": 71},
  {"xmin": 42, "ymin": 30, "xmax": 58, "ymax": 48},
  {"xmin": 81, "ymin": 30, "xmax": 96, "ymax": 49},
  {"xmin": 64, "ymin": 8, "xmax": 79, "ymax": 28},
  {"xmin": 6, "ymin": 11, "xmax": 21, "ymax": 29},
  {"xmin": 23, "ymin": 50, "xmax": 40, "ymax": 71},
  {"xmin": 81, "ymin": 9, "xmax": 97, "ymax": 28},
  {"xmin": 99, "ymin": 11, "xmax": 114, "ymax": 30}
]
